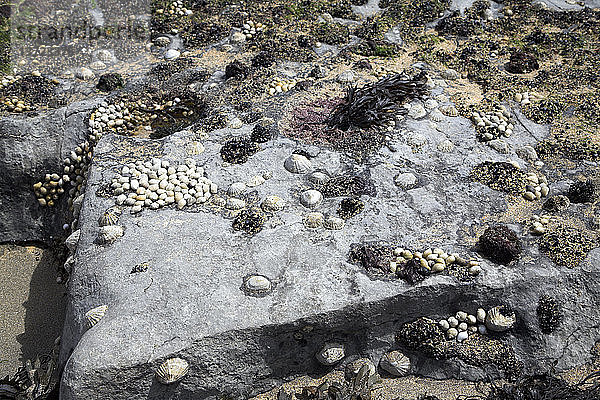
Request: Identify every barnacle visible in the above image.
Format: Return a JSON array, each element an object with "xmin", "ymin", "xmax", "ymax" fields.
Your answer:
[{"xmin": 537, "ymin": 295, "xmax": 562, "ymax": 334}]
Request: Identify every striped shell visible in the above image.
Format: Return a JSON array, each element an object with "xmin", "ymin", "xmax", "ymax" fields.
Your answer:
[
  {"xmin": 226, "ymin": 198, "xmax": 246, "ymax": 210},
  {"xmin": 485, "ymin": 306, "xmax": 516, "ymax": 332},
  {"xmin": 324, "ymin": 216, "xmax": 345, "ymax": 230},
  {"xmin": 284, "ymin": 154, "xmax": 312, "ymax": 174},
  {"xmin": 303, "ymin": 212, "xmax": 324, "ymax": 228},
  {"xmin": 97, "ymin": 225, "xmax": 124, "ymax": 244},
  {"xmin": 439, "ymin": 105, "xmax": 459, "ymax": 117},
  {"xmin": 99, "ymin": 206, "xmax": 121, "ymax": 226},
  {"xmin": 309, "ymin": 171, "xmax": 329, "ymax": 185},
  {"xmin": 227, "ymin": 182, "xmax": 247, "ymax": 197},
  {"xmin": 85, "ymin": 305, "xmax": 108, "ymax": 329},
  {"xmin": 155, "ymin": 357, "xmax": 189, "ymax": 384},
  {"xmin": 261, "ymin": 195, "xmax": 285, "ymax": 212},
  {"xmin": 379, "ymin": 350, "xmax": 411, "ymax": 377},
  {"xmin": 247, "ymin": 175, "xmax": 266, "ymax": 187},
  {"xmin": 300, "ymin": 189, "xmax": 323, "ymax": 208}
]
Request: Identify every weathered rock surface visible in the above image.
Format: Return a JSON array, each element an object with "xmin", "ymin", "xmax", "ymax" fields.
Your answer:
[
  {"xmin": 0, "ymin": 99, "xmax": 102, "ymax": 243},
  {"xmin": 58, "ymin": 102, "xmax": 600, "ymax": 399}
]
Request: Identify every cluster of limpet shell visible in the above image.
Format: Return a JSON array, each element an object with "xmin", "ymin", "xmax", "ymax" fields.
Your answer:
[
  {"xmin": 438, "ymin": 306, "xmax": 516, "ymax": 342},
  {"xmin": 514, "ymin": 91, "xmax": 543, "ymax": 106},
  {"xmin": 155, "ymin": 0, "xmax": 193, "ymax": 16},
  {"xmin": 240, "ymin": 20, "xmax": 265, "ymax": 40},
  {"xmin": 111, "ymin": 157, "xmax": 218, "ymax": 213},
  {"xmin": 89, "ymin": 97, "xmax": 193, "ymax": 137},
  {"xmin": 33, "ymin": 139, "xmax": 95, "ymax": 212},
  {"xmin": 389, "ymin": 247, "xmax": 481, "ymax": 276},
  {"xmin": 471, "ymin": 104, "xmax": 514, "ymax": 142},
  {"xmin": 523, "ymin": 171, "xmax": 549, "ymax": 201},
  {"xmin": 267, "ymin": 77, "xmax": 298, "ymax": 96},
  {"xmin": 529, "ymin": 214, "xmax": 554, "ymax": 236}
]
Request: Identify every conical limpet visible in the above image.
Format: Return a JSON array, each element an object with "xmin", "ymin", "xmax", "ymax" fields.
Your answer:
[
  {"xmin": 85, "ymin": 304, "xmax": 108, "ymax": 329},
  {"xmin": 485, "ymin": 305, "xmax": 516, "ymax": 332},
  {"xmin": 284, "ymin": 154, "xmax": 312, "ymax": 174},
  {"xmin": 379, "ymin": 350, "xmax": 411, "ymax": 377},
  {"xmin": 300, "ymin": 189, "xmax": 323, "ymax": 208},
  {"xmin": 309, "ymin": 171, "xmax": 329, "ymax": 185},
  {"xmin": 304, "ymin": 212, "xmax": 324, "ymax": 229},
  {"xmin": 99, "ymin": 206, "xmax": 122, "ymax": 226},
  {"xmin": 324, "ymin": 216, "xmax": 344, "ymax": 230},
  {"xmin": 226, "ymin": 198, "xmax": 246, "ymax": 210},
  {"xmin": 242, "ymin": 274, "xmax": 273, "ymax": 297},
  {"xmin": 247, "ymin": 175, "xmax": 266, "ymax": 187},
  {"xmin": 316, "ymin": 343, "xmax": 345, "ymax": 366},
  {"xmin": 261, "ymin": 195, "xmax": 285, "ymax": 212},
  {"xmin": 155, "ymin": 357, "xmax": 189, "ymax": 384},
  {"xmin": 97, "ymin": 225, "xmax": 124, "ymax": 244},
  {"xmin": 227, "ymin": 182, "xmax": 247, "ymax": 197}
]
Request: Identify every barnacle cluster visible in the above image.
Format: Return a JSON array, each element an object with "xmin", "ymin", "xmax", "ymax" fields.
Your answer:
[
  {"xmin": 470, "ymin": 161, "xmax": 527, "ymax": 195},
  {"xmin": 336, "ymin": 197, "xmax": 365, "ymax": 220},
  {"xmin": 567, "ymin": 179, "xmax": 597, "ymax": 204},
  {"xmin": 478, "ymin": 225, "xmax": 522, "ymax": 264},
  {"xmin": 537, "ymin": 295, "xmax": 562, "ymax": 334},
  {"xmin": 96, "ymin": 73, "xmax": 124, "ymax": 92},
  {"xmin": 320, "ymin": 174, "xmax": 376, "ymax": 198},
  {"xmin": 220, "ymin": 138, "xmax": 261, "ymax": 164},
  {"xmin": 539, "ymin": 224, "xmax": 597, "ymax": 269}
]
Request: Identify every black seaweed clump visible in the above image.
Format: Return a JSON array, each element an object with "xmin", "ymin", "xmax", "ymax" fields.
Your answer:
[
  {"xmin": 328, "ymin": 72, "xmax": 428, "ymax": 131},
  {"xmin": 251, "ymin": 51, "xmax": 275, "ymax": 69},
  {"xmin": 250, "ymin": 123, "xmax": 273, "ymax": 143},
  {"xmin": 537, "ymin": 295, "xmax": 562, "ymax": 334},
  {"xmin": 478, "ymin": 225, "xmax": 522, "ymax": 264},
  {"xmin": 505, "ymin": 50, "xmax": 539, "ymax": 74},
  {"xmin": 542, "ymin": 195, "xmax": 571, "ymax": 212},
  {"xmin": 567, "ymin": 180, "xmax": 597, "ymax": 203},
  {"xmin": 232, "ymin": 207, "xmax": 266, "ymax": 235},
  {"xmin": 337, "ymin": 197, "xmax": 365, "ymax": 219},
  {"xmin": 224, "ymin": 60, "xmax": 249, "ymax": 80},
  {"xmin": 348, "ymin": 243, "xmax": 392, "ymax": 273},
  {"xmin": 436, "ymin": 11, "xmax": 480, "ymax": 37},
  {"xmin": 96, "ymin": 73, "xmax": 124, "ymax": 92},
  {"xmin": 476, "ymin": 371, "xmax": 600, "ymax": 400},
  {"xmin": 396, "ymin": 258, "xmax": 431, "ymax": 284},
  {"xmin": 220, "ymin": 138, "xmax": 260, "ymax": 164}
]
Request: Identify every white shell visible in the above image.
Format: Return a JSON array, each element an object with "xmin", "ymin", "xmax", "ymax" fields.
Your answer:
[
  {"xmin": 284, "ymin": 154, "xmax": 312, "ymax": 174},
  {"xmin": 227, "ymin": 182, "xmax": 247, "ymax": 197},
  {"xmin": 439, "ymin": 105, "xmax": 459, "ymax": 117},
  {"xmin": 429, "ymin": 109, "xmax": 445, "ymax": 122},
  {"xmin": 309, "ymin": 171, "xmax": 329, "ymax": 185},
  {"xmin": 211, "ymin": 196, "xmax": 227, "ymax": 207},
  {"xmin": 244, "ymin": 275, "xmax": 272, "ymax": 296},
  {"xmin": 485, "ymin": 306, "xmax": 516, "ymax": 332},
  {"xmin": 300, "ymin": 189, "xmax": 323, "ymax": 208},
  {"xmin": 85, "ymin": 305, "xmax": 108, "ymax": 329},
  {"xmin": 155, "ymin": 357, "xmax": 189, "ymax": 384},
  {"xmin": 457, "ymin": 331, "xmax": 469, "ymax": 342},
  {"xmin": 226, "ymin": 198, "xmax": 246, "ymax": 210},
  {"xmin": 303, "ymin": 212, "xmax": 324, "ymax": 228},
  {"xmin": 65, "ymin": 229, "xmax": 81, "ymax": 252},
  {"xmin": 316, "ymin": 343, "xmax": 345, "ymax": 366},
  {"xmin": 261, "ymin": 195, "xmax": 285, "ymax": 212},
  {"xmin": 324, "ymin": 216, "xmax": 344, "ymax": 230},
  {"xmin": 97, "ymin": 225, "xmax": 124, "ymax": 244},
  {"xmin": 99, "ymin": 206, "xmax": 122, "ymax": 226},
  {"xmin": 379, "ymin": 350, "xmax": 410, "ymax": 377},
  {"xmin": 476, "ymin": 308, "xmax": 486, "ymax": 323},
  {"xmin": 247, "ymin": 175, "xmax": 266, "ymax": 187}
]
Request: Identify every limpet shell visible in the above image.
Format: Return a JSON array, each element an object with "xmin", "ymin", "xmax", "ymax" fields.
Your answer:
[
  {"xmin": 284, "ymin": 154, "xmax": 312, "ymax": 174},
  {"xmin": 300, "ymin": 189, "xmax": 323, "ymax": 208},
  {"xmin": 439, "ymin": 105, "xmax": 459, "ymax": 117},
  {"xmin": 227, "ymin": 182, "xmax": 247, "ymax": 197},
  {"xmin": 99, "ymin": 206, "xmax": 122, "ymax": 226},
  {"xmin": 242, "ymin": 274, "xmax": 273, "ymax": 297},
  {"xmin": 324, "ymin": 216, "xmax": 345, "ymax": 230},
  {"xmin": 309, "ymin": 171, "xmax": 329, "ymax": 185},
  {"xmin": 316, "ymin": 342, "xmax": 345, "ymax": 366},
  {"xmin": 97, "ymin": 225, "xmax": 124, "ymax": 244},
  {"xmin": 304, "ymin": 212, "xmax": 324, "ymax": 229},
  {"xmin": 155, "ymin": 357, "xmax": 189, "ymax": 384},
  {"xmin": 261, "ymin": 195, "xmax": 285, "ymax": 212},
  {"xmin": 429, "ymin": 109, "xmax": 445, "ymax": 122},
  {"xmin": 226, "ymin": 198, "xmax": 246, "ymax": 210},
  {"xmin": 85, "ymin": 304, "xmax": 108, "ymax": 329},
  {"xmin": 485, "ymin": 305, "xmax": 516, "ymax": 332},
  {"xmin": 379, "ymin": 350, "xmax": 411, "ymax": 377},
  {"xmin": 247, "ymin": 175, "xmax": 266, "ymax": 187}
]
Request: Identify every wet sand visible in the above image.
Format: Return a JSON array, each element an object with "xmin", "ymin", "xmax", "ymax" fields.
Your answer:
[{"xmin": 0, "ymin": 244, "xmax": 66, "ymax": 377}]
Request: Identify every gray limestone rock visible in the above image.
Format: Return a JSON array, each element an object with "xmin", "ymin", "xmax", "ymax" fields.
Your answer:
[
  {"xmin": 0, "ymin": 98, "xmax": 102, "ymax": 242},
  {"xmin": 58, "ymin": 117, "xmax": 600, "ymax": 399}
]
